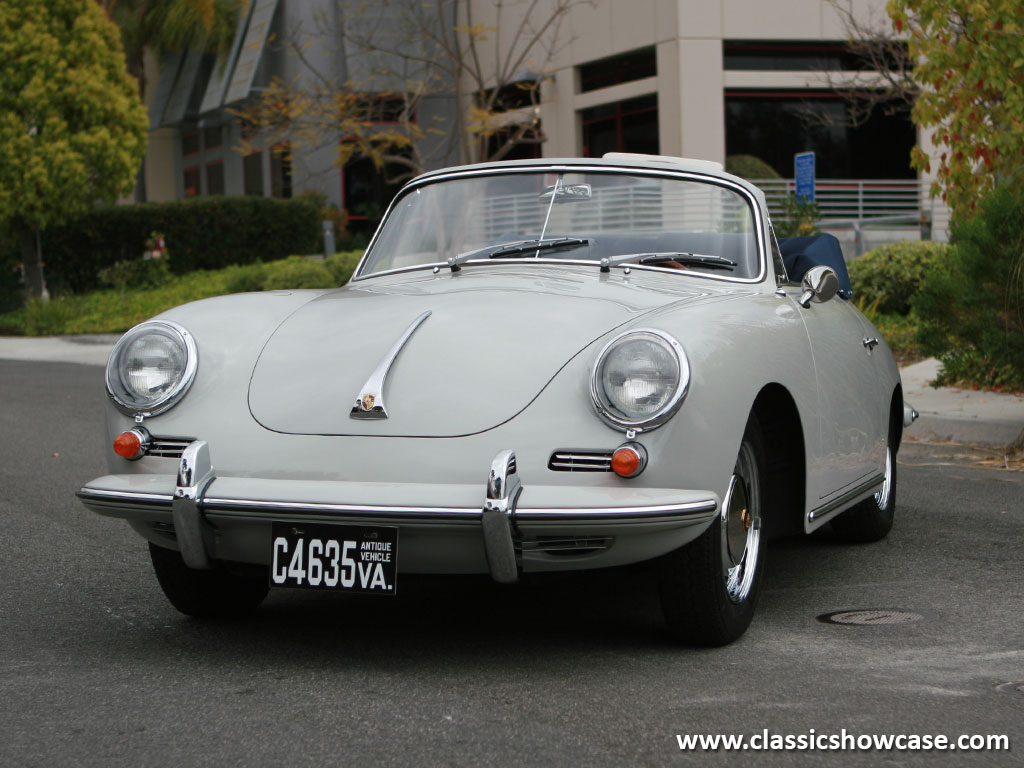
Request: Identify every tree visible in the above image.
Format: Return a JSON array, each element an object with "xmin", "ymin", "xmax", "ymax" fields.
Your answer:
[
  {"xmin": 800, "ymin": 3, "xmax": 919, "ymax": 131},
  {"xmin": 98, "ymin": 0, "xmax": 245, "ymax": 102},
  {"xmin": 234, "ymin": 0, "xmax": 585, "ymax": 186},
  {"xmin": 887, "ymin": 0, "xmax": 1024, "ymax": 219},
  {"xmin": 0, "ymin": 0, "xmax": 148, "ymax": 298},
  {"xmin": 99, "ymin": 0, "xmax": 244, "ymax": 203}
]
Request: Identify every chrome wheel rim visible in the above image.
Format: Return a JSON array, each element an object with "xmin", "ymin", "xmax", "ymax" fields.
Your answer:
[
  {"xmin": 721, "ymin": 441, "xmax": 761, "ymax": 603},
  {"xmin": 874, "ymin": 444, "xmax": 893, "ymax": 508}
]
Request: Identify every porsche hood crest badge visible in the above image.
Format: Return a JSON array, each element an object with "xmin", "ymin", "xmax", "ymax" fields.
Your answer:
[{"xmin": 350, "ymin": 310, "xmax": 432, "ymax": 420}]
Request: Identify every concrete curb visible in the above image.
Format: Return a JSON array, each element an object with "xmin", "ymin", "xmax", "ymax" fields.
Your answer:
[{"xmin": 900, "ymin": 358, "xmax": 1024, "ymax": 450}]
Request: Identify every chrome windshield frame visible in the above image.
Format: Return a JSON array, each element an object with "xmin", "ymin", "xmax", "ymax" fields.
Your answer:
[{"xmin": 350, "ymin": 164, "xmax": 768, "ymax": 286}]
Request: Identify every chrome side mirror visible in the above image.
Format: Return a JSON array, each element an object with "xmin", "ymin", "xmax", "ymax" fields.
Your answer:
[{"xmin": 797, "ymin": 266, "xmax": 840, "ymax": 308}]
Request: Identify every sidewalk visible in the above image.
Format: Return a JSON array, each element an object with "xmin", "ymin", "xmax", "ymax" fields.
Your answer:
[
  {"xmin": 0, "ymin": 335, "xmax": 120, "ymax": 367},
  {"xmin": 2, "ymin": 335, "xmax": 1022, "ymax": 450},
  {"xmin": 900, "ymin": 358, "xmax": 1023, "ymax": 450}
]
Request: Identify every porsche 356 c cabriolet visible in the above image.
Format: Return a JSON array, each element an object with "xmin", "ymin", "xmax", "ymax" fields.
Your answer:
[{"xmin": 79, "ymin": 153, "xmax": 914, "ymax": 645}]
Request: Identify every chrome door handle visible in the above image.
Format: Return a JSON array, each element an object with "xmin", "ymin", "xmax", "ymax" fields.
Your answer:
[{"xmin": 863, "ymin": 337, "xmax": 879, "ymax": 350}]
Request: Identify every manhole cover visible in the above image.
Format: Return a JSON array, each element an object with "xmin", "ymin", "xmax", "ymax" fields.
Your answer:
[
  {"xmin": 995, "ymin": 681, "xmax": 1024, "ymax": 694},
  {"xmin": 818, "ymin": 610, "xmax": 924, "ymax": 626}
]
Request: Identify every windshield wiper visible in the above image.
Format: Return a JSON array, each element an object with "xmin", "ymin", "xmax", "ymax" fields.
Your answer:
[
  {"xmin": 598, "ymin": 252, "xmax": 737, "ymax": 273},
  {"xmin": 447, "ymin": 237, "xmax": 589, "ymax": 272},
  {"xmin": 491, "ymin": 237, "xmax": 589, "ymax": 259}
]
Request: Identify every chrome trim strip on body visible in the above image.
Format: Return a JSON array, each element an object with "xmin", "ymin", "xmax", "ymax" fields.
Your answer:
[
  {"xmin": 350, "ymin": 310, "xmax": 432, "ymax": 419},
  {"xmin": 78, "ymin": 486, "xmax": 718, "ymax": 523},
  {"xmin": 514, "ymin": 500, "xmax": 717, "ymax": 520},
  {"xmin": 77, "ymin": 488, "xmax": 173, "ymax": 505},
  {"xmin": 807, "ymin": 473, "xmax": 886, "ymax": 522},
  {"xmin": 351, "ymin": 163, "xmax": 767, "ymax": 286}
]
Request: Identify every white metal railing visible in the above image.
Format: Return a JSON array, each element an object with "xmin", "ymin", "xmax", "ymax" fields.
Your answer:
[
  {"xmin": 753, "ymin": 178, "xmax": 925, "ymax": 221},
  {"xmin": 476, "ymin": 184, "xmax": 754, "ymax": 241}
]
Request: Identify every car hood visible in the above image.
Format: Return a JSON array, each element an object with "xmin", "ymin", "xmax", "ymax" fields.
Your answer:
[{"xmin": 248, "ymin": 266, "xmax": 720, "ymax": 437}]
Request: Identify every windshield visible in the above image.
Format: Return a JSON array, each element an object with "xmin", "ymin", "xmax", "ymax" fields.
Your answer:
[{"xmin": 357, "ymin": 170, "xmax": 761, "ymax": 279}]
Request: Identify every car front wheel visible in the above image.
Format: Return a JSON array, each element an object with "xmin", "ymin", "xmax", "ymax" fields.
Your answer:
[
  {"xmin": 149, "ymin": 543, "xmax": 269, "ymax": 618},
  {"xmin": 658, "ymin": 414, "xmax": 766, "ymax": 646}
]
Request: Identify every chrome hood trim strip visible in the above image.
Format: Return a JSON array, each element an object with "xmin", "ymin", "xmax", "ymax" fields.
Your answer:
[{"xmin": 350, "ymin": 310, "xmax": 432, "ymax": 420}]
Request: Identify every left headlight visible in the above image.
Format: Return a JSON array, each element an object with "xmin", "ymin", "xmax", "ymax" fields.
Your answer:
[
  {"xmin": 590, "ymin": 328, "xmax": 689, "ymax": 432},
  {"xmin": 105, "ymin": 320, "xmax": 197, "ymax": 417}
]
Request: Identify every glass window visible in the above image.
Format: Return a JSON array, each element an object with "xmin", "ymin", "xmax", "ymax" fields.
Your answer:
[
  {"xmin": 723, "ymin": 40, "xmax": 906, "ymax": 72},
  {"xmin": 360, "ymin": 171, "xmax": 760, "ymax": 280},
  {"xmin": 582, "ymin": 95, "xmax": 659, "ymax": 157},
  {"xmin": 183, "ymin": 166, "xmax": 200, "ymax": 197},
  {"xmin": 579, "ymin": 48, "xmax": 656, "ymax": 93},
  {"xmin": 725, "ymin": 91, "xmax": 915, "ymax": 179},
  {"xmin": 243, "ymin": 152, "xmax": 264, "ymax": 196},
  {"xmin": 182, "ymin": 130, "xmax": 200, "ymax": 157},
  {"xmin": 203, "ymin": 125, "xmax": 222, "ymax": 150},
  {"xmin": 206, "ymin": 161, "xmax": 224, "ymax": 195},
  {"xmin": 270, "ymin": 145, "xmax": 291, "ymax": 199},
  {"xmin": 342, "ymin": 153, "xmax": 410, "ymax": 234}
]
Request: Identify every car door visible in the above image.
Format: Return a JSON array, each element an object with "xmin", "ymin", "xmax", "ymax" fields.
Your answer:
[
  {"xmin": 767, "ymin": 225, "xmax": 886, "ymax": 519},
  {"xmin": 794, "ymin": 292, "xmax": 886, "ymax": 511}
]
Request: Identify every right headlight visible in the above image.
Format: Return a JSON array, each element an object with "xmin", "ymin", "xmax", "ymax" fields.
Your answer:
[
  {"xmin": 590, "ymin": 328, "xmax": 689, "ymax": 432},
  {"xmin": 105, "ymin": 320, "xmax": 198, "ymax": 417}
]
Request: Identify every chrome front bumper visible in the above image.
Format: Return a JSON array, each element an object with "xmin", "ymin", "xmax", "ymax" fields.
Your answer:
[{"xmin": 78, "ymin": 442, "xmax": 719, "ymax": 580}]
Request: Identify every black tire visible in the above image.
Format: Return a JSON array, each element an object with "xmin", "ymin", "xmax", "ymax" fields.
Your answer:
[
  {"xmin": 658, "ymin": 414, "xmax": 767, "ymax": 646},
  {"xmin": 830, "ymin": 421, "xmax": 897, "ymax": 543},
  {"xmin": 149, "ymin": 543, "xmax": 269, "ymax": 618}
]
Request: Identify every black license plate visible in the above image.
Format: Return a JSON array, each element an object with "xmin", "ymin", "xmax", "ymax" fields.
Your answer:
[{"xmin": 270, "ymin": 522, "xmax": 397, "ymax": 594}]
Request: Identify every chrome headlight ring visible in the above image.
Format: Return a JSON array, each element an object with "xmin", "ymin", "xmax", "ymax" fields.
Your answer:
[
  {"xmin": 590, "ymin": 328, "xmax": 690, "ymax": 432},
  {"xmin": 105, "ymin": 320, "xmax": 198, "ymax": 418}
]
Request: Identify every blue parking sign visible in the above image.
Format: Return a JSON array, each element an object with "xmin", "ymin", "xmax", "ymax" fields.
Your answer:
[{"xmin": 795, "ymin": 152, "xmax": 815, "ymax": 202}]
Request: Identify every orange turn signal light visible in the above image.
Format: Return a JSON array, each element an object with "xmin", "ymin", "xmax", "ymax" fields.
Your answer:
[
  {"xmin": 113, "ymin": 430, "xmax": 145, "ymax": 460},
  {"xmin": 611, "ymin": 443, "xmax": 647, "ymax": 478}
]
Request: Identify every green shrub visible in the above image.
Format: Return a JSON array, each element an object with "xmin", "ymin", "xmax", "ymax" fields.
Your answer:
[
  {"xmin": 913, "ymin": 187, "xmax": 1024, "ymax": 391},
  {"xmin": 38, "ymin": 195, "xmax": 321, "ymax": 293},
  {"xmin": 98, "ymin": 257, "xmax": 171, "ymax": 290},
  {"xmin": 262, "ymin": 257, "xmax": 335, "ymax": 290},
  {"xmin": 725, "ymin": 154, "xmax": 782, "ymax": 180},
  {"xmin": 774, "ymin": 195, "xmax": 820, "ymax": 238},
  {"xmin": 224, "ymin": 263, "xmax": 268, "ymax": 293},
  {"xmin": 848, "ymin": 240, "xmax": 950, "ymax": 316},
  {"xmin": 874, "ymin": 313, "xmax": 924, "ymax": 364},
  {"xmin": 324, "ymin": 250, "xmax": 363, "ymax": 285}
]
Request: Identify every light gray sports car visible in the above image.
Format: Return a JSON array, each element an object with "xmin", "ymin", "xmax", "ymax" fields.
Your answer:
[{"xmin": 79, "ymin": 153, "xmax": 912, "ymax": 645}]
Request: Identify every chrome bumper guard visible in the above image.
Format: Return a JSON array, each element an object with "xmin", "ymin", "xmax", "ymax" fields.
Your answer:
[{"xmin": 79, "ymin": 442, "xmax": 719, "ymax": 583}]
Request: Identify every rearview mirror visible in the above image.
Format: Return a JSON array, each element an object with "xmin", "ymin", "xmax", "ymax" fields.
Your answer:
[
  {"xmin": 539, "ymin": 184, "xmax": 592, "ymax": 203},
  {"xmin": 798, "ymin": 265, "xmax": 839, "ymax": 308}
]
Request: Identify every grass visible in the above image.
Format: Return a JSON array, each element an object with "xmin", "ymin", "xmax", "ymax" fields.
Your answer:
[{"xmin": 0, "ymin": 251, "xmax": 363, "ymax": 337}]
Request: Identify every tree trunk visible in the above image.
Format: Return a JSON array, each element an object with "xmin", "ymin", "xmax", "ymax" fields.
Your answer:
[{"xmin": 19, "ymin": 228, "xmax": 49, "ymax": 301}]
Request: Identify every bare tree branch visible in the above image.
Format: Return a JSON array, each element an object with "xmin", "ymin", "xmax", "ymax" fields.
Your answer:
[{"xmin": 798, "ymin": 1, "xmax": 919, "ymax": 129}]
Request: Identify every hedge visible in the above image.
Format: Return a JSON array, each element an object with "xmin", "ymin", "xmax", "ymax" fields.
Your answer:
[
  {"xmin": 848, "ymin": 240, "xmax": 951, "ymax": 315},
  {"xmin": 17, "ymin": 195, "xmax": 321, "ymax": 295}
]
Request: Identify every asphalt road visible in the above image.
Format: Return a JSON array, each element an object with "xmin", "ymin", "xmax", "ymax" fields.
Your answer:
[{"xmin": 1, "ymin": 360, "xmax": 1022, "ymax": 768}]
